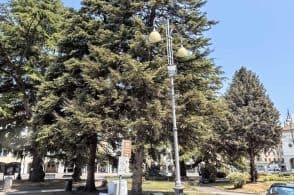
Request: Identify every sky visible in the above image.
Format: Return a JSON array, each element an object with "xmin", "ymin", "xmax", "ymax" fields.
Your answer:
[
  {"xmin": 6, "ymin": 0, "xmax": 294, "ymax": 122},
  {"xmin": 202, "ymin": 1, "xmax": 294, "ymax": 122}
]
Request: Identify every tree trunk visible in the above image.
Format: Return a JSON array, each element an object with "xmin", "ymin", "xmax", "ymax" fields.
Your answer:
[
  {"xmin": 131, "ymin": 144, "xmax": 144, "ymax": 195},
  {"xmin": 249, "ymin": 149, "xmax": 257, "ymax": 183},
  {"xmin": 85, "ymin": 134, "xmax": 97, "ymax": 192},
  {"xmin": 17, "ymin": 160, "xmax": 22, "ymax": 180},
  {"xmin": 180, "ymin": 160, "xmax": 187, "ymax": 177},
  {"xmin": 72, "ymin": 163, "xmax": 82, "ymax": 182},
  {"xmin": 29, "ymin": 149, "xmax": 45, "ymax": 182}
]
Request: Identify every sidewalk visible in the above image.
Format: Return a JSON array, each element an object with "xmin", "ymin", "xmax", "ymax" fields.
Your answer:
[
  {"xmin": 7, "ymin": 189, "xmax": 64, "ymax": 194},
  {"xmin": 0, "ymin": 180, "xmax": 103, "ymax": 195},
  {"xmin": 3, "ymin": 189, "xmax": 101, "ymax": 195},
  {"xmin": 7, "ymin": 191, "xmax": 99, "ymax": 195}
]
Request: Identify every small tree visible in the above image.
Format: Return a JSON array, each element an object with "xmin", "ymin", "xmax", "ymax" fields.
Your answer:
[{"xmin": 225, "ymin": 67, "xmax": 281, "ymax": 182}]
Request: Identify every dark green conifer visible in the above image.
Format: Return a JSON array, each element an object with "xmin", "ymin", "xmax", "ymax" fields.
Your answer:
[
  {"xmin": 225, "ymin": 67, "xmax": 281, "ymax": 182},
  {"xmin": 0, "ymin": 0, "xmax": 66, "ymax": 181},
  {"xmin": 34, "ymin": 0, "xmax": 223, "ymax": 192}
]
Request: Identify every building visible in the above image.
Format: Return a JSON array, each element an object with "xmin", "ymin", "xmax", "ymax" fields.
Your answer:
[
  {"xmin": 0, "ymin": 146, "xmax": 120, "ymax": 180},
  {"xmin": 281, "ymin": 124, "xmax": 294, "ymax": 171},
  {"xmin": 256, "ymin": 111, "xmax": 294, "ymax": 172},
  {"xmin": 0, "ymin": 128, "xmax": 128, "ymax": 180},
  {"xmin": 255, "ymin": 146, "xmax": 283, "ymax": 172}
]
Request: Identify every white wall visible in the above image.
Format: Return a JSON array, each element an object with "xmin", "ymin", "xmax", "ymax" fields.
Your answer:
[
  {"xmin": 282, "ymin": 131, "xmax": 294, "ymax": 170},
  {"xmin": 282, "ymin": 131, "xmax": 294, "ymax": 156}
]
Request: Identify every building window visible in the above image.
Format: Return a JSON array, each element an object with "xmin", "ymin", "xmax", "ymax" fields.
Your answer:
[{"xmin": 291, "ymin": 159, "xmax": 294, "ymax": 169}]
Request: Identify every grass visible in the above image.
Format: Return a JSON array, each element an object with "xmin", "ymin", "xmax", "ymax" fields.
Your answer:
[
  {"xmin": 141, "ymin": 180, "xmax": 212, "ymax": 195},
  {"xmin": 1, "ymin": 179, "xmax": 212, "ymax": 195},
  {"xmin": 140, "ymin": 192, "xmax": 212, "ymax": 195},
  {"xmin": 118, "ymin": 178, "xmax": 210, "ymax": 194},
  {"xmin": 214, "ymin": 180, "xmax": 282, "ymax": 194}
]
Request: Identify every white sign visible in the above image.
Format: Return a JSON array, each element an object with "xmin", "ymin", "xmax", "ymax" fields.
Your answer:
[
  {"xmin": 118, "ymin": 156, "xmax": 129, "ymax": 175},
  {"xmin": 107, "ymin": 180, "xmax": 128, "ymax": 195},
  {"xmin": 167, "ymin": 65, "xmax": 177, "ymax": 77}
]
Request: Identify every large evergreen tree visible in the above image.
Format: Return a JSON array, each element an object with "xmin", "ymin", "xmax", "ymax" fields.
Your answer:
[
  {"xmin": 32, "ymin": 9, "xmax": 125, "ymax": 190},
  {"xmin": 225, "ymin": 67, "xmax": 281, "ymax": 182},
  {"xmin": 0, "ymin": 0, "xmax": 66, "ymax": 181},
  {"xmin": 33, "ymin": 0, "xmax": 223, "ymax": 193}
]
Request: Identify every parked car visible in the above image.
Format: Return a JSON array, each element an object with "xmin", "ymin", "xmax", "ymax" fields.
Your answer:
[{"xmin": 266, "ymin": 183, "xmax": 294, "ymax": 195}]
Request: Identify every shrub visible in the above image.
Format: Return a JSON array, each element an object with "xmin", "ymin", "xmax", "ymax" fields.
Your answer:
[
  {"xmin": 228, "ymin": 172, "xmax": 248, "ymax": 188},
  {"xmin": 262, "ymin": 174, "xmax": 294, "ymax": 182}
]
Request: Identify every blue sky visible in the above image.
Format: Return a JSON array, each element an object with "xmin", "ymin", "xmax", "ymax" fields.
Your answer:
[
  {"xmin": 62, "ymin": 0, "xmax": 294, "ymax": 122},
  {"xmin": 62, "ymin": 0, "xmax": 80, "ymax": 9},
  {"xmin": 203, "ymin": 1, "xmax": 294, "ymax": 122}
]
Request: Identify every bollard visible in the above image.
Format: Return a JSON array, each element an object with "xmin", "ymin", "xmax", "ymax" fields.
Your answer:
[
  {"xmin": 3, "ymin": 176, "xmax": 13, "ymax": 192},
  {"xmin": 64, "ymin": 179, "xmax": 72, "ymax": 191}
]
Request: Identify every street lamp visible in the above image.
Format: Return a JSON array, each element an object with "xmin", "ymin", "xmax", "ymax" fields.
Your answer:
[{"xmin": 149, "ymin": 17, "xmax": 188, "ymax": 195}]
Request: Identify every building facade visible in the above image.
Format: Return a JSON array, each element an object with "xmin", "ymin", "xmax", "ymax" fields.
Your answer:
[
  {"xmin": 281, "ymin": 125, "xmax": 294, "ymax": 171},
  {"xmin": 255, "ymin": 146, "xmax": 283, "ymax": 172},
  {"xmin": 0, "ymin": 147, "xmax": 119, "ymax": 180}
]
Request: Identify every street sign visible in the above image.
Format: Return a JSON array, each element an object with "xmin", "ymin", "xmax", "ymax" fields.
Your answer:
[
  {"xmin": 118, "ymin": 156, "xmax": 129, "ymax": 175},
  {"xmin": 167, "ymin": 65, "xmax": 177, "ymax": 77},
  {"xmin": 121, "ymin": 140, "xmax": 132, "ymax": 158}
]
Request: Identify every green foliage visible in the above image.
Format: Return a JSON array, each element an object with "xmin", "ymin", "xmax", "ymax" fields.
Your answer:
[
  {"xmin": 228, "ymin": 157, "xmax": 249, "ymax": 172},
  {"xmin": 0, "ymin": 0, "xmax": 67, "ymax": 182},
  {"xmin": 32, "ymin": 0, "xmax": 223, "ymax": 191},
  {"xmin": 261, "ymin": 174, "xmax": 294, "ymax": 182},
  {"xmin": 228, "ymin": 172, "xmax": 249, "ymax": 188},
  {"xmin": 225, "ymin": 67, "xmax": 281, "ymax": 152},
  {"xmin": 224, "ymin": 67, "xmax": 281, "ymax": 181},
  {"xmin": 0, "ymin": 0, "xmax": 66, "ymax": 151}
]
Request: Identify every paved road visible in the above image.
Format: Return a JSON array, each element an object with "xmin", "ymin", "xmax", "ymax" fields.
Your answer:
[{"xmin": 198, "ymin": 185, "xmax": 257, "ymax": 195}]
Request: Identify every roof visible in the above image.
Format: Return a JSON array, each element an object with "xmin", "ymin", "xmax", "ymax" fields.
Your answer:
[
  {"xmin": 282, "ymin": 125, "xmax": 294, "ymax": 132},
  {"xmin": 270, "ymin": 183, "xmax": 294, "ymax": 188}
]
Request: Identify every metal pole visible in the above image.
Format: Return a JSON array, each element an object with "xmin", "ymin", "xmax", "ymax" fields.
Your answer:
[
  {"xmin": 166, "ymin": 18, "xmax": 184, "ymax": 195},
  {"xmin": 170, "ymin": 77, "xmax": 184, "ymax": 194}
]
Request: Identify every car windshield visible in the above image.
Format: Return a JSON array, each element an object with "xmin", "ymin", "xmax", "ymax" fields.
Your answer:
[{"xmin": 269, "ymin": 186, "xmax": 294, "ymax": 195}]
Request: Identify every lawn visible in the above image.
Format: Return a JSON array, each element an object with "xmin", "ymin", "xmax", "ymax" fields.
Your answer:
[
  {"xmin": 140, "ymin": 180, "xmax": 212, "ymax": 195},
  {"xmin": 213, "ymin": 174, "xmax": 294, "ymax": 194},
  {"xmin": 1, "ymin": 179, "xmax": 212, "ymax": 195},
  {"xmin": 213, "ymin": 181, "xmax": 270, "ymax": 194}
]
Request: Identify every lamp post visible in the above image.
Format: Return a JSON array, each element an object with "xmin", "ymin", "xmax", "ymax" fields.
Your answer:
[{"xmin": 149, "ymin": 17, "xmax": 188, "ymax": 195}]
